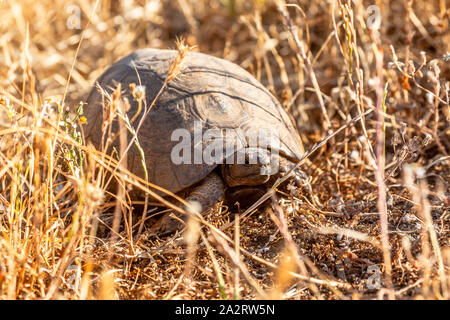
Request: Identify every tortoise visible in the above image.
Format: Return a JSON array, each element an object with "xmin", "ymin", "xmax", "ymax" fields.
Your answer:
[{"xmin": 84, "ymin": 48, "xmax": 304, "ymax": 233}]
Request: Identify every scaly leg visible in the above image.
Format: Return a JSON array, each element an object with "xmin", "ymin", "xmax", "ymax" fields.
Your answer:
[{"xmin": 151, "ymin": 172, "xmax": 225, "ymax": 235}]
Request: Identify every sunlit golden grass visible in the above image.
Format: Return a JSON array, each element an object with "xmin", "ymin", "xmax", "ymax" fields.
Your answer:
[{"xmin": 0, "ymin": 0, "xmax": 449, "ymax": 299}]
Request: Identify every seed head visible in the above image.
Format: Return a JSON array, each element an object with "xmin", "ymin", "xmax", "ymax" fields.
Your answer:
[{"xmin": 166, "ymin": 38, "xmax": 195, "ymax": 83}]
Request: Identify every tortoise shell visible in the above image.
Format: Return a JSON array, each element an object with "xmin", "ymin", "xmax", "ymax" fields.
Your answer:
[{"xmin": 84, "ymin": 49, "xmax": 303, "ymax": 194}]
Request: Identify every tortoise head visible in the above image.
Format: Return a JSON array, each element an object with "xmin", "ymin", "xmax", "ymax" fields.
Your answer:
[
  {"xmin": 221, "ymin": 148, "xmax": 283, "ymax": 187},
  {"xmin": 221, "ymin": 146, "xmax": 305, "ymax": 191}
]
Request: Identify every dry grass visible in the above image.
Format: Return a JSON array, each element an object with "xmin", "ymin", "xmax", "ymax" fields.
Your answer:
[{"xmin": 0, "ymin": 0, "xmax": 449, "ymax": 300}]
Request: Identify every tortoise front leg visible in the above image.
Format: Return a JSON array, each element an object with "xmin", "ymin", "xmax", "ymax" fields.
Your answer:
[{"xmin": 151, "ymin": 172, "xmax": 225, "ymax": 235}]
